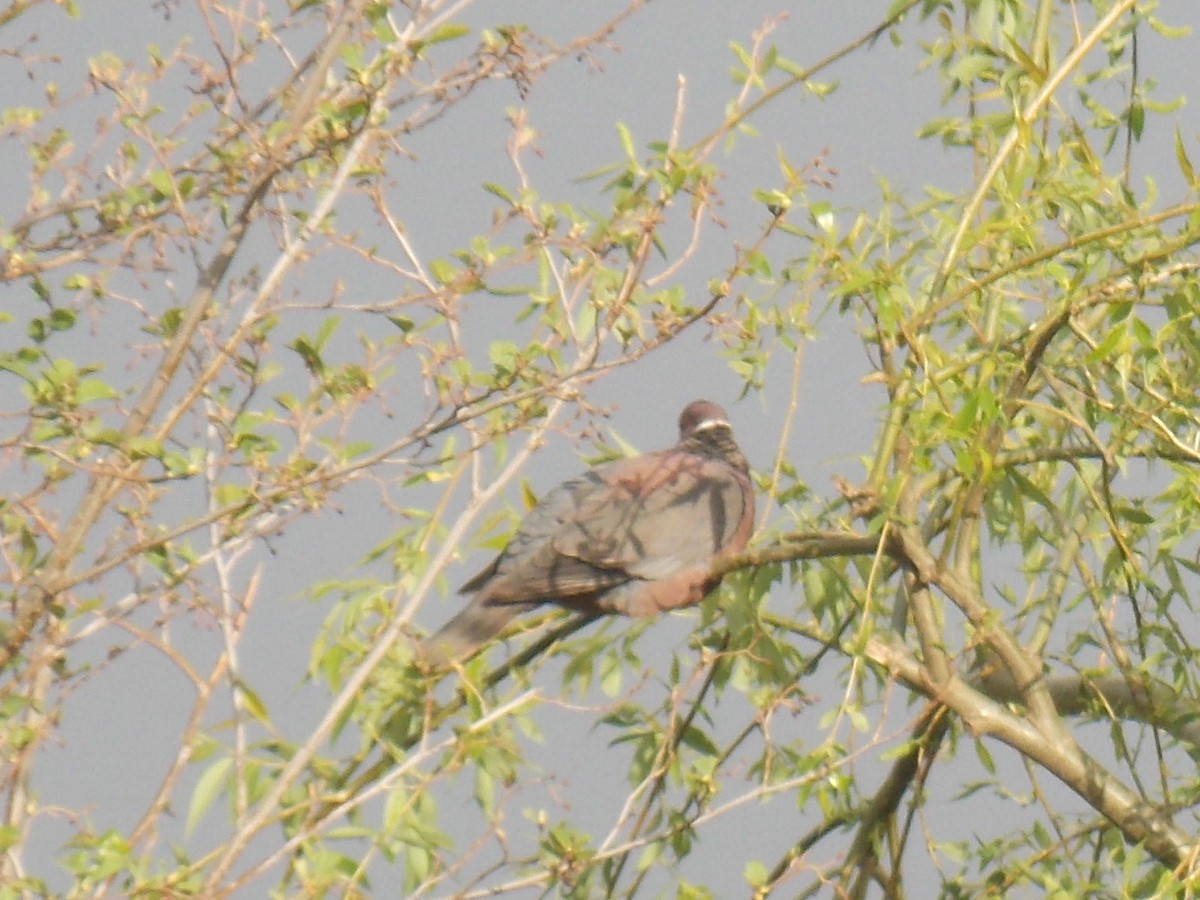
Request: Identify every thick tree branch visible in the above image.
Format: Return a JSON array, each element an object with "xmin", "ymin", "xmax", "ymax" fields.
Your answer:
[{"xmin": 867, "ymin": 638, "xmax": 1198, "ymax": 870}]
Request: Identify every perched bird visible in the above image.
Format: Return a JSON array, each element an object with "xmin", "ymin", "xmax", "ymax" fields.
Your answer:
[{"xmin": 421, "ymin": 400, "xmax": 754, "ymax": 667}]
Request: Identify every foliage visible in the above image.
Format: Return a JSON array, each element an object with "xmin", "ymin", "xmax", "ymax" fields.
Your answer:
[{"xmin": 1, "ymin": 0, "xmax": 1199, "ymax": 896}]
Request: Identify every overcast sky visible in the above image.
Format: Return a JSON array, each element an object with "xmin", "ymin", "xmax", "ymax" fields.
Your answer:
[{"xmin": 6, "ymin": 0, "xmax": 1200, "ymax": 895}]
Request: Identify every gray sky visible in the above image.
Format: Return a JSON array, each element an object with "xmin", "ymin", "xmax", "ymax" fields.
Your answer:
[{"xmin": 6, "ymin": 0, "xmax": 1200, "ymax": 895}]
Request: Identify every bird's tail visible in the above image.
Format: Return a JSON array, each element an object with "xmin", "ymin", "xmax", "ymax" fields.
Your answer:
[{"xmin": 420, "ymin": 599, "xmax": 538, "ymax": 669}]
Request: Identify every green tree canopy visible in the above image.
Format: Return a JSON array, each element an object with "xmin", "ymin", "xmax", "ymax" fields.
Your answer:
[{"xmin": 2, "ymin": 0, "xmax": 1199, "ymax": 896}]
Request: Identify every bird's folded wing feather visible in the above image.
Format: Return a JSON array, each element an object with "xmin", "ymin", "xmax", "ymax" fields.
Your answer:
[
  {"xmin": 554, "ymin": 452, "xmax": 751, "ymax": 578},
  {"xmin": 466, "ymin": 452, "xmax": 751, "ymax": 606},
  {"xmin": 464, "ymin": 470, "xmax": 632, "ymax": 603}
]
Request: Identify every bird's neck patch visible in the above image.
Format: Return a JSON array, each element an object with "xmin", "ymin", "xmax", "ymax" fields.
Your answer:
[{"xmin": 690, "ymin": 417, "xmax": 730, "ymax": 433}]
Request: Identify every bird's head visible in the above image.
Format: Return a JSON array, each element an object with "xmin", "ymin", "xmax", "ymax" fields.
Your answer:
[
  {"xmin": 678, "ymin": 400, "xmax": 730, "ymax": 439},
  {"xmin": 677, "ymin": 400, "xmax": 748, "ymax": 472}
]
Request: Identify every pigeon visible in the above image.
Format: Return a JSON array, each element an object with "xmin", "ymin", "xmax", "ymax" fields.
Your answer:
[{"xmin": 420, "ymin": 400, "xmax": 754, "ymax": 668}]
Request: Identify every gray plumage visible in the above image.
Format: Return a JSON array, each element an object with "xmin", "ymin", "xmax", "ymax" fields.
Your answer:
[{"xmin": 421, "ymin": 400, "xmax": 754, "ymax": 667}]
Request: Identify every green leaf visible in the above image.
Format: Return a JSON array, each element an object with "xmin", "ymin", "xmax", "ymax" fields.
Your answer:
[
  {"xmin": 729, "ymin": 41, "xmax": 753, "ymax": 75},
  {"xmin": 426, "ymin": 22, "xmax": 471, "ymax": 45},
  {"xmin": 237, "ymin": 681, "xmax": 270, "ymax": 724},
  {"xmin": 475, "ymin": 766, "xmax": 496, "ymax": 815},
  {"xmin": 148, "ymin": 169, "xmax": 174, "ymax": 199},
  {"xmin": 600, "ymin": 651, "xmax": 622, "ymax": 697},
  {"xmin": 1175, "ymin": 127, "xmax": 1195, "ymax": 185},
  {"xmin": 520, "ymin": 478, "xmax": 538, "ymax": 511},
  {"xmin": 679, "ymin": 724, "xmax": 719, "ymax": 757},
  {"xmin": 314, "ymin": 314, "xmax": 340, "ymax": 349},
  {"xmin": 215, "ymin": 483, "xmax": 251, "ymax": 508},
  {"xmin": 636, "ymin": 841, "xmax": 662, "ymax": 873},
  {"xmin": 744, "ymin": 859, "xmax": 768, "ymax": 887},
  {"xmin": 1127, "ymin": 100, "xmax": 1145, "ymax": 139},
  {"xmin": 126, "ymin": 436, "xmax": 163, "ymax": 460},
  {"xmin": 186, "ymin": 757, "xmax": 232, "ymax": 836},
  {"xmin": 482, "ymin": 182, "xmax": 514, "ymax": 204},
  {"xmin": 974, "ymin": 739, "xmax": 996, "ymax": 774},
  {"xmin": 76, "ymin": 378, "xmax": 118, "ymax": 404},
  {"xmin": 488, "ymin": 339, "xmax": 519, "ymax": 372},
  {"xmin": 429, "ymin": 258, "xmax": 456, "ymax": 285},
  {"xmin": 48, "ymin": 308, "xmax": 76, "ymax": 331},
  {"xmin": 157, "ymin": 307, "xmax": 183, "ymax": 338},
  {"xmin": 949, "ymin": 53, "xmax": 993, "ymax": 87},
  {"xmin": 387, "ymin": 315, "xmax": 414, "ymax": 332},
  {"xmin": 615, "ymin": 121, "xmax": 638, "ymax": 166}
]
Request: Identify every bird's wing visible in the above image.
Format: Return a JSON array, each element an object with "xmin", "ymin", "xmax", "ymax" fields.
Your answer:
[
  {"xmin": 461, "ymin": 470, "xmax": 633, "ymax": 603},
  {"xmin": 554, "ymin": 451, "xmax": 752, "ymax": 579},
  {"xmin": 464, "ymin": 452, "xmax": 752, "ymax": 606}
]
